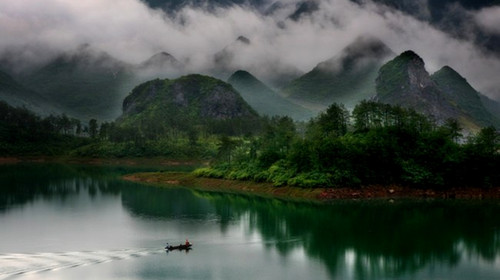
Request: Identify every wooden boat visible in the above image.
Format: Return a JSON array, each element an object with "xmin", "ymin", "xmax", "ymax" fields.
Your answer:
[{"xmin": 165, "ymin": 243, "xmax": 192, "ymax": 251}]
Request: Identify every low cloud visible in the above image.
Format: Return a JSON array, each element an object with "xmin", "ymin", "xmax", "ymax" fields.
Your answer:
[
  {"xmin": 1, "ymin": 0, "xmax": 500, "ymax": 99},
  {"xmin": 474, "ymin": 6, "xmax": 500, "ymax": 35}
]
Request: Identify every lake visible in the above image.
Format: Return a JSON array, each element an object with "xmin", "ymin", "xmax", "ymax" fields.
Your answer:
[{"xmin": 1, "ymin": 163, "xmax": 500, "ymax": 280}]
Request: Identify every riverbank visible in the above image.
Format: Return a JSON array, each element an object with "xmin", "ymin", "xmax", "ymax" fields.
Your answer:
[
  {"xmin": 123, "ymin": 172, "xmax": 500, "ymax": 202},
  {"xmin": 0, "ymin": 156, "xmax": 206, "ymax": 168},
  {"xmin": 123, "ymin": 172, "xmax": 324, "ymax": 202}
]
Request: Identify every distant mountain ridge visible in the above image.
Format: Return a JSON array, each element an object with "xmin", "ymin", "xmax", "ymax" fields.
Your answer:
[
  {"xmin": 228, "ymin": 70, "xmax": 314, "ymax": 120},
  {"xmin": 0, "ymin": 46, "xmax": 185, "ymax": 121},
  {"xmin": 0, "ymin": 70, "xmax": 58, "ymax": 115},
  {"xmin": 282, "ymin": 36, "xmax": 394, "ymax": 111},
  {"xmin": 0, "ymin": 36, "xmax": 498, "ymax": 132},
  {"xmin": 18, "ymin": 47, "xmax": 136, "ymax": 120},
  {"xmin": 213, "ymin": 36, "xmax": 303, "ymax": 89}
]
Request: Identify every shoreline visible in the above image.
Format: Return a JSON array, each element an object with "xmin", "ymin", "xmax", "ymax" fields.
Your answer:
[
  {"xmin": 0, "ymin": 156, "xmax": 206, "ymax": 168},
  {"xmin": 3, "ymin": 157, "xmax": 499, "ymax": 202},
  {"xmin": 122, "ymin": 172, "xmax": 500, "ymax": 202}
]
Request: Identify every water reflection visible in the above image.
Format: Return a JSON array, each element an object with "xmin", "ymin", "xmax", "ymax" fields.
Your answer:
[
  {"xmin": 0, "ymin": 163, "xmax": 174, "ymax": 212},
  {"xmin": 2, "ymin": 163, "xmax": 500, "ymax": 279},
  {"xmin": 119, "ymin": 183, "xmax": 500, "ymax": 278},
  {"xmin": 199, "ymin": 193, "xmax": 500, "ymax": 278}
]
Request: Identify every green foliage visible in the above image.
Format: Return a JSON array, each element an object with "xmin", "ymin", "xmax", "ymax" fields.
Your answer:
[
  {"xmin": 375, "ymin": 50, "xmax": 417, "ymax": 100},
  {"xmin": 119, "ymin": 74, "xmax": 262, "ymax": 138},
  {"xmin": 0, "ymin": 101, "xmax": 90, "ymax": 155},
  {"xmin": 199, "ymin": 102, "xmax": 499, "ymax": 189}
]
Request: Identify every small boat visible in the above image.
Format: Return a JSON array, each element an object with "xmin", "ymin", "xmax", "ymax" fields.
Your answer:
[{"xmin": 165, "ymin": 243, "xmax": 193, "ymax": 251}]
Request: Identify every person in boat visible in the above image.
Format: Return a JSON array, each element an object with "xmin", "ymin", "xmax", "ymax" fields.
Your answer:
[{"xmin": 185, "ymin": 239, "xmax": 190, "ymax": 246}]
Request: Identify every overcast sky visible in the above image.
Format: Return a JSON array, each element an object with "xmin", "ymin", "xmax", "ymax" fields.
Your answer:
[{"xmin": 1, "ymin": 0, "xmax": 499, "ymax": 99}]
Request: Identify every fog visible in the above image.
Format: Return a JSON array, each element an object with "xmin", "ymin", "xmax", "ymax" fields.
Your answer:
[{"xmin": 1, "ymin": 0, "xmax": 499, "ymax": 98}]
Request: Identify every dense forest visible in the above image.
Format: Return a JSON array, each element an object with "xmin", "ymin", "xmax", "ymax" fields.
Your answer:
[
  {"xmin": 1, "ymin": 99, "xmax": 498, "ymax": 189},
  {"xmin": 196, "ymin": 101, "xmax": 499, "ymax": 189}
]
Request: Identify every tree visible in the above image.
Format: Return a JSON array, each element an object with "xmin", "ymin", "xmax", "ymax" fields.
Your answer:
[
  {"xmin": 438, "ymin": 118, "xmax": 462, "ymax": 143},
  {"xmin": 471, "ymin": 126, "xmax": 499, "ymax": 155},
  {"xmin": 316, "ymin": 103, "xmax": 349, "ymax": 137},
  {"xmin": 99, "ymin": 122, "xmax": 110, "ymax": 140},
  {"xmin": 88, "ymin": 119, "xmax": 98, "ymax": 139},
  {"xmin": 216, "ymin": 136, "xmax": 239, "ymax": 164}
]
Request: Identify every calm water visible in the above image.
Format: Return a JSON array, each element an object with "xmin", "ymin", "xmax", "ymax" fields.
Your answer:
[{"xmin": 1, "ymin": 163, "xmax": 500, "ymax": 280}]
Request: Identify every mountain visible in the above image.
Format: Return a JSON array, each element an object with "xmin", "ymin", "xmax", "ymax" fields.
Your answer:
[
  {"xmin": 375, "ymin": 50, "xmax": 459, "ymax": 122},
  {"xmin": 213, "ymin": 36, "xmax": 303, "ymax": 89},
  {"xmin": 136, "ymin": 51, "xmax": 184, "ymax": 81},
  {"xmin": 480, "ymin": 95, "xmax": 500, "ymax": 124},
  {"xmin": 120, "ymin": 74, "xmax": 260, "ymax": 135},
  {"xmin": 374, "ymin": 50, "xmax": 494, "ymax": 130},
  {"xmin": 282, "ymin": 36, "xmax": 394, "ymax": 111},
  {"xmin": 138, "ymin": 52, "xmax": 183, "ymax": 72},
  {"xmin": 431, "ymin": 66, "xmax": 500, "ymax": 128},
  {"xmin": 227, "ymin": 70, "xmax": 314, "ymax": 120},
  {"xmin": 19, "ymin": 46, "xmax": 136, "ymax": 121},
  {"xmin": 213, "ymin": 36, "xmax": 252, "ymax": 79},
  {"xmin": 0, "ymin": 70, "xmax": 57, "ymax": 115}
]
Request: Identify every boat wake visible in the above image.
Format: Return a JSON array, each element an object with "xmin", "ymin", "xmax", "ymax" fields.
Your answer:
[{"xmin": 0, "ymin": 248, "xmax": 161, "ymax": 279}]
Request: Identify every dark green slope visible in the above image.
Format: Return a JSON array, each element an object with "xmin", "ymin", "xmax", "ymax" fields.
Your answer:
[
  {"xmin": 119, "ymin": 74, "xmax": 260, "ymax": 135},
  {"xmin": 21, "ymin": 48, "xmax": 136, "ymax": 121},
  {"xmin": 431, "ymin": 66, "xmax": 500, "ymax": 128},
  {"xmin": 375, "ymin": 50, "xmax": 463, "ymax": 124},
  {"xmin": 0, "ymin": 70, "xmax": 57, "ymax": 115},
  {"xmin": 282, "ymin": 36, "xmax": 393, "ymax": 110},
  {"xmin": 228, "ymin": 70, "xmax": 314, "ymax": 121},
  {"xmin": 480, "ymin": 95, "xmax": 500, "ymax": 123}
]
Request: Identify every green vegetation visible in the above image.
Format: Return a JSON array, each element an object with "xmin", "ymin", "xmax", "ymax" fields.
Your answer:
[
  {"xmin": 120, "ymin": 74, "xmax": 261, "ymax": 136},
  {"xmin": 0, "ymin": 74, "xmax": 264, "ymax": 159},
  {"xmin": 197, "ymin": 101, "xmax": 499, "ymax": 189},
  {"xmin": 0, "ymin": 101, "xmax": 89, "ymax": 155},
  {"xmin": 2, "ymin": 68, "xmax": 498, "ymax": 191},
  {"xmin": 375, "ymin": 50, "xmax": 415, "ymax": 100}
]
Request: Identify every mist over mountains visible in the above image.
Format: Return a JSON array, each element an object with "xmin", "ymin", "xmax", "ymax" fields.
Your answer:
[
  {"xmin": 1, "ymin": 0, "xmax": 500, "ymax": 98},
  {"xmin": 0, "ymin": 0, "xmax": 499, "ymax": 129}
]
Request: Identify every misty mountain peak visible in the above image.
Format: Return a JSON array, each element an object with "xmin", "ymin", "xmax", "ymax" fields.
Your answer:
[
  {"xmin": 228, "ymin": 69, "xmax": 314, "ymax": 120},
  {"xmin": 434, "ymin": 65, "xmax": 467, "ymax": 83},
  {"xmin": 316, "ymin": 36, "xmax": 393, "ymax": 73},
  {"xmin": 282, "ymin": 36, "xmax": 393, "ymax": 109},
  {"xmin": 228, "ymin": 70, "xmax": 254, "ymax": 81},
  {"xmin": 236, "ymin": 36, "xmax": 251, "ymax": 45},
  {"xmin": 343, "ymin": 35, "xmax": 394, "ymax": 59},
  {"xmin": 140, "ymin": 52, "xmax": 181, "ymax": 68}
]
